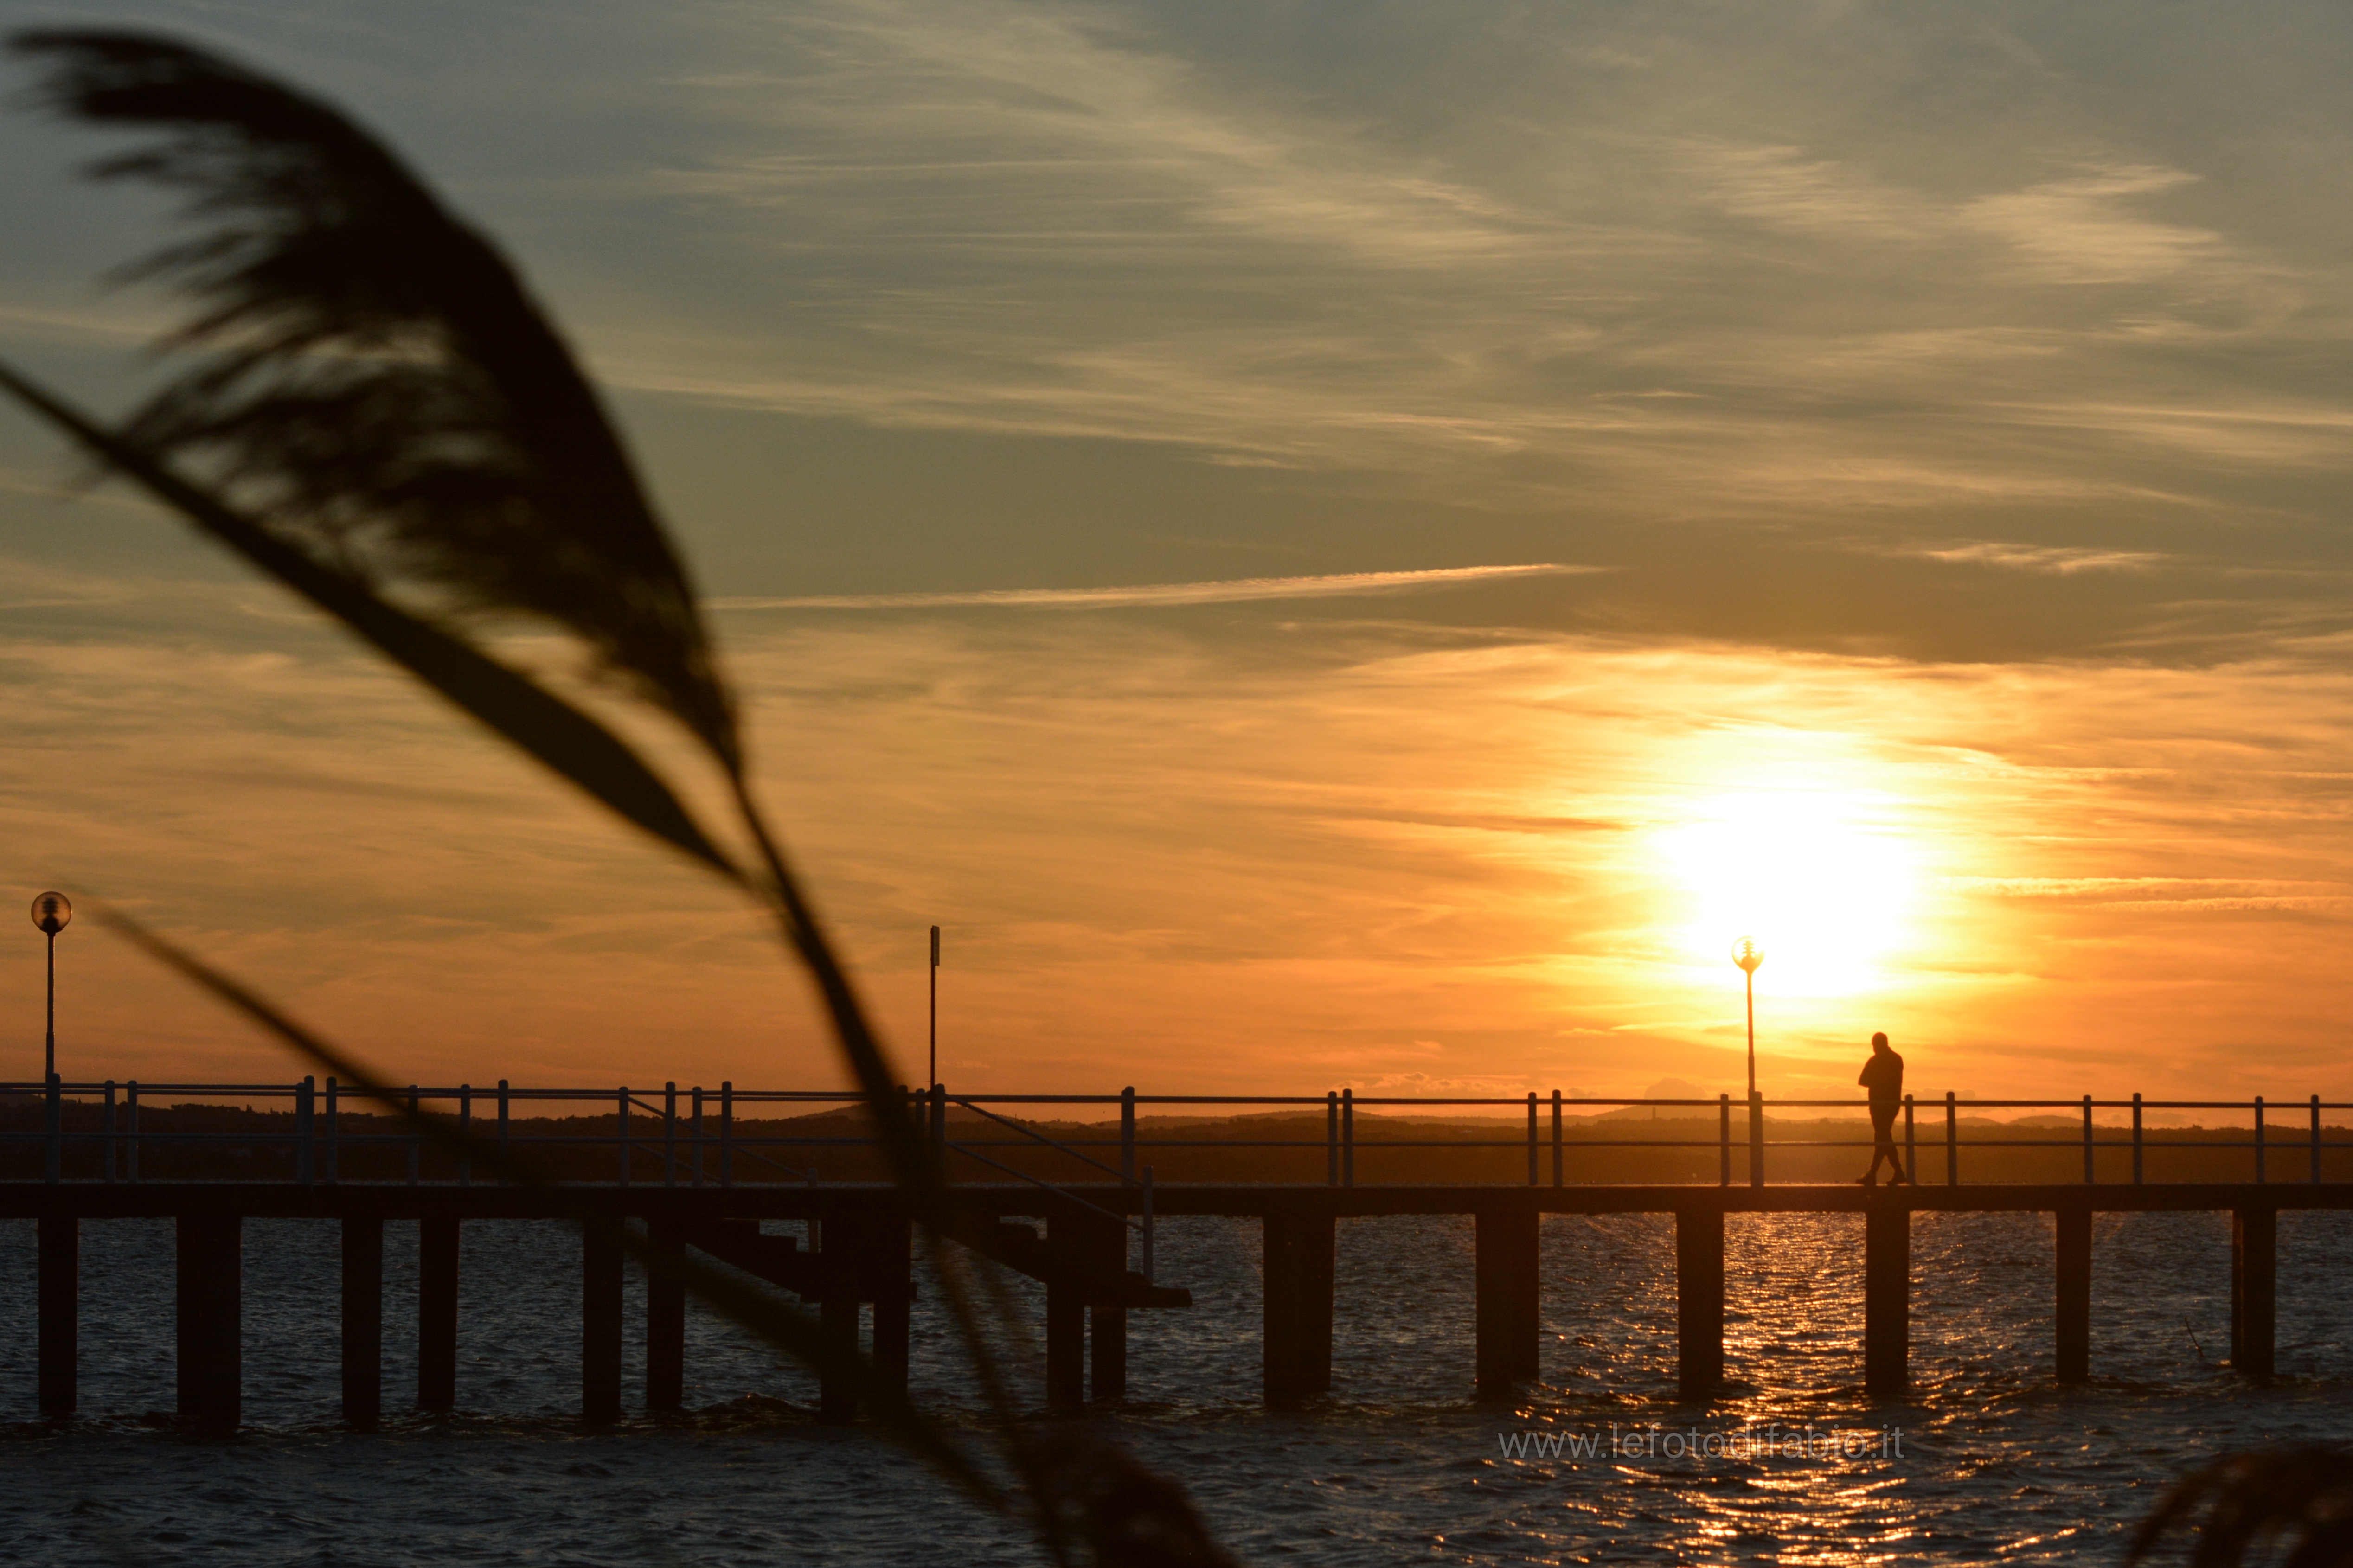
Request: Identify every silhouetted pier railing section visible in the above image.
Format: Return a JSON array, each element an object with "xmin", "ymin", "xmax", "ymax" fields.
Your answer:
[{"xmin": 2, "ymin": 1082, "xmax": 2350, "ymax": 1187}]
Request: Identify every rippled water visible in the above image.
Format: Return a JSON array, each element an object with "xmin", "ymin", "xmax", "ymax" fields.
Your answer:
[{"xmin": 0, "ymin": 1206, "xmax": 2347, "ymax": 1564}]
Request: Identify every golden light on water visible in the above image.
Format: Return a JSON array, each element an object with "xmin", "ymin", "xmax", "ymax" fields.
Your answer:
[{"xmin": 1657, "ymin": 787, "xmax": 1923, "ymax": 1000}]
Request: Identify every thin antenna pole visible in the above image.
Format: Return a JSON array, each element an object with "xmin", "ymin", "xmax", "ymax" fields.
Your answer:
[{"xmin": 928, "ymin": 925, "xmax": 940, "ymax": 1089}]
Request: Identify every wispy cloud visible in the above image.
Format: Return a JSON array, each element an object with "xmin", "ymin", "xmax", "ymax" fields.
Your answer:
[
  {"xmin": 1888, "ymin": 541, "xmax": 2170, "ymax": 574},
  {"xmin": 709, "ymin": 562, "xmax": 1596, "ymax": 611},
  {"xmin": 547, "ymin": 0, "xmax": 2348, "ymax": 566}
]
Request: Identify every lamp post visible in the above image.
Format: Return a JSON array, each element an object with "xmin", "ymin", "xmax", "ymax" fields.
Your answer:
[
  {"xmin": 31, "ymin": 892, "xmax": 71, "ymax": 1084},
  {"xmin": 928, "ymin": 924, "xmax": 941, "ymax": 1090},
  {"xmin": 1732, "ymin": 936, "xmax": 1764, "ymax": 1187}
]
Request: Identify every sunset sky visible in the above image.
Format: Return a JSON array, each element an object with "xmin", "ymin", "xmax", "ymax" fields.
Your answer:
[{"xmin": 6, "ymin": 0, "xmax": 2353, "ymax": 1105}]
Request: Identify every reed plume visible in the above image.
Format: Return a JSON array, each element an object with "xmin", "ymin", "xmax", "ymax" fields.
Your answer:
[{"xmin": 4, "ymin": 28, "xmax": 1234, "ymax": 1566}]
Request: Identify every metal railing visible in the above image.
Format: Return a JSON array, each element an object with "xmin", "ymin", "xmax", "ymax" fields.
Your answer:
[{"xmin": 1, "ymin": 1081, "xmax": 2347, "ymax": 1194}]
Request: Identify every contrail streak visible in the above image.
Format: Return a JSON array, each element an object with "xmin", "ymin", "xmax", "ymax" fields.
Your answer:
[{"xmin": 708, "ymin": 562, "xmax": 1599, "ymax": 611}]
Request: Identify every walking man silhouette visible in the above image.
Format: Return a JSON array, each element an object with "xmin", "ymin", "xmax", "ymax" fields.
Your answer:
[{"xmin": 1857, "ymin": 1031, "xmax": 1907, "ymax": 1185}]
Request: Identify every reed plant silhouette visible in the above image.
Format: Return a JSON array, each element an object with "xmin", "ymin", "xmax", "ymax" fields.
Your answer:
[
  {"xmin": 2131, "ymin": 1448, "xmax": 2353, "ymax": 1568},
  {"xmin": 1, "ymin": 29, "xmax": 1232, "ymax": 1568}
]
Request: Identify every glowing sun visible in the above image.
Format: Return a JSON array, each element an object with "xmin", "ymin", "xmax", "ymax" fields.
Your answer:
[{"xmin": 1656, "ymin": 789, "xmax": 1920, "ymax": 997}]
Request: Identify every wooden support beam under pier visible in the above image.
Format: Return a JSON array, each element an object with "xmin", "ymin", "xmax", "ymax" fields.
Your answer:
[
  {"xmin": 38, "ymin": 1214, "xmax": 75, "ymax": 1420},
  {"xmin": 2054, "ymin": 1206, "xmax": 2091, "ymax": 1384},
  {"xmin": 176, "ymin": 1214, "xmax": 240, "ymax": 1430},
  {"xmin": 1262, "ymin": 1207, "xmax": 1335, "ymax": 1407},
  {"xmin": 342, "ymin": 1216, "xmax": 383, "ymax": 1429},
  {"xmin": 2231, "ymin": 1207, "xmax": 2276, "ymax": 1378},
  {"xmin": 418, "ymin": 1216, "xmax": 460, "ymax": 1412},
  {"xmin": 1091, "ymin": 1298, "xmax": 1127, "ymax": 1403},
  {"xmin": 1474, "ymin": 1205, "xmax": 1540, "ymax": 1397},
  {"xmin": 1863, "ymin": 1199, "xmax": 1908, "ymax": 1397},
  {"xmin": 1675, "ymin": 1206, "xmax": 1723, "ymax": 1401},
  {"xmin": 581, "ymin": 1220, "xmax": 623, "ymax": 1425},
  {"xmin": 818, "ymin": 1250, "xmax": 860, "ymax": 1426},
  {"xmin": 1044, "ymin": 1216, "xmax": 1087, "ymax": 1412},
  {"xmin": 645, "ymin": 1222, "xmax": 685, "ymax": 1413},
  {"xmin": 870, "ymin": 1212, "xmax": 914, "ymax": 1401}
]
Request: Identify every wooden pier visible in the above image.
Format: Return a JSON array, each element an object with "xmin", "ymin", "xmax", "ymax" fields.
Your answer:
[{"xmin": 6, "ymin": 1080, "xmax": 2350, "ymax": 1426}]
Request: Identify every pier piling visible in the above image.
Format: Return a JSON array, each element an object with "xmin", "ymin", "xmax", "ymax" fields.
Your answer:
[
  {"xmin": 2054, "ymin": 1206, "xmax": 2091, "ymax": 1383},
  {"xmin": 1069, "ymin": 1211, "xmax": 1127, "ymax": 1403},
  {"xmin": 37, "ymin": 1214, "xmax": 75, "ymax": 1419},
  {"xmin": 175, "ymin": 1215, "xmax": 241, "ymax": 1430},
  {"xmin": 1090, "ymin": 1296, "xmax": 1128, "ymax": 1402},
  {"xmin": 1862, "ymin": 1201, "xmax": 1908, "ymax": 1396},
  {"xmin": 1675, "ymin": 1206, "xmax": 1723, "ymax": 1400},
  {"xmin": 1262, "ymin": 1206, "xmax": 1335, "ymax": 1406},
  {"xmin": 869, "ymin": 1211, "xmax": 915, "ymax": 1399},
  {"xmin": 418, "ymin": 1216, "xmax": 460, "ymax": 1412},
  {"xmin": 1474, "ymin": 1204, "xmax": 1540, "ymax": 1397},
  {"xmin": 581, "ymin": 1220, "xmax": 623, "ymax": 1424},
  {"xmin": 645, "ymin": 1221, "xmax": 685, "ymax": 1413},
  {"xmin": 817, "ymin": 1242, "xmax": 860, "ymax": 1425},
  {"xmin": 342, "ymin": 1216, "xmax": 383, "ymax": 1428},
  {"xmin": 1044, "ymin": 1216, "xmax": 1087, "ymax": 1413},
  {"xmin": 2230, "ymin": 1207, "xmax": 2276, "ymax": 1378}
]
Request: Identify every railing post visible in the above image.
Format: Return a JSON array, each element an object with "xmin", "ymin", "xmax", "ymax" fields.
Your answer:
[
  {"xmin": 2314, "ymin": 1094, "xmax": 2325, "ymax": 1184},
  {"xmin": 1718, "ymin": 1094, "xmax": 1731, "ymax": 1187},
  {"xmin": 1552, "ymin": 1089, "xmax": 1563, "ymax": 1188},
  {"xmin": 457, "ymin": 1085, "xmax": 472, "ymax": 1188},
  {"xmin": 692, "ymin": 1087, "xmax": 706, "ymax": 1187},
  {"xmin": 1120, "ymin": 1086, "xmax": 1136, "ymax": 1182},
  {"xmin": 721, "ymin": 1081, "xmax": 735, "ymax": 1187},
  {"xmin": 663, "ymin": 1082, "xmax": 678, "ymax": 1188},
  {"xmin": 125, "ymin": 1082, "xmax": 140, "ymax": 1184},
  {"xmin": 323, "ymin": 1078, "xmax": 341, "ymax": 1184},
  {"xmin": 497, "ymin": 1080, "xmax": 511, "ymax": 1182},
  {"xmin": 2081, "ymin": 1095, "xmax": 2095, "ymax": 1185},
  {"xmin": 1526, "ymin": 1092, "xmax": 1539, "ymax": 1186},
  {"xmin": 2132, "ymin": 1094, "xmax": 2144, "ymax": 1185},
  {"xmin": 297, "ymin": 1076, "xmax": 315, "ymax": 1187},
  {"xmin": 1748, "ymin": 1090, "xmax": 1764, "ymax": 1188},
  {"xmin": 44, "ymin": 1073, "xmax": 61, "ymax": 1184},
  {"xmin": 617, "ymin": 1088, "xmax": 631, "ymax": 1187},
  {"xmin": 1141, "ymin": 1165, "xmax": 1155, "ymax": 1285},
  {"xmin": 1341, "ymin": 1088, "xmax": 1355, "ymax": 1188},
  {"xmin": 2254, "ymin": 1095, "xmax": 2266, "ymax": 1184},
  {"xmin": 1903, "ymin": 1094, "xmax": 1916, "ymax": 1184},
  {"xmin": 1327, "ymin": 1091, "xmax": 1340, "ymax": 1186},
  {"xmin": 406, "ymin": 1086, "xmax": 421, "ymax": 1186},
  {"xmin": 1945, "ymin": 1091, "xmax": 1957, "ymax": 1186},
  {"xmin": 103, "ymin": 1080, "xmax": 116, "ymax": 1185}
]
